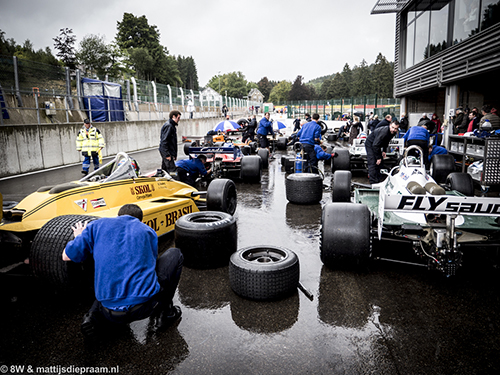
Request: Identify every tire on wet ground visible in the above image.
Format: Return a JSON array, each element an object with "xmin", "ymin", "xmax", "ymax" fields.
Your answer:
[
  {"xmin": 229, "ymin": 246, "xmax": 299, "ymax": 301},
  {"xmin": 321, "ymin": 203, "xmax": 371, "ymax": 267},
  {"xmin": 175, "ymin": 211, "xmax": 237, "ymax": 269},
  {"xmin": 331, "ymin": 148, "xmax": 350, "ymax": 171},
  {"xmin": 277, "ymin": 137, "xmax": 287, "ymax": 150},
  {"xmin": 281, "ymin": 155, "xmax": 296, "ymax": 172},
  {"xmin": 447, "ymin": 172, "xmax": 474, "ymax": 196},
  {"xmin": 207, "ymin": 178, "xmax": 237, "ymax": 215},
  {"xmin": 327, "ymin": 133, "xmax": 337, "ymax": 142},
  {"xmin": 430, "ymin": 154, "xmax": 455, "ymax": 183},
  {"xmin": 285, "ymin": 173, "xmax": 323, "ymax": 204},
  {"xmin": 331, "ymin": 170, "xmax": 352, "ymax": 202},
  {"xmin": 30, "ymin": 215, "xmax": 98, "ymax": 287},
  {"xmin": 257, "ymin": 148, "xmax": 269, "ymax": 169},
  {"xmin": 241, "ymin": 145, "xmax": 251, "ymax": 155},
  {"xmin": 240, "ymin": 155, "xmax": 261, "ymax": 182}
]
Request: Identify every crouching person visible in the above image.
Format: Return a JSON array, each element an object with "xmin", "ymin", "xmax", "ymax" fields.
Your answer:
[{"xmin": 62, "ymin": 204, "xmax": 183, "ymax": 339}]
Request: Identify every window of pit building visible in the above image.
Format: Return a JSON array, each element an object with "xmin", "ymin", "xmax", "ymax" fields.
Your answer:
[{"xmin": 402, "ymin": 0, "xmax": 500, "ymax": 70}]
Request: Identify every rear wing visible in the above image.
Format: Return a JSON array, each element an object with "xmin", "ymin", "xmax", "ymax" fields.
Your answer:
[{"xmin": 378, "ymin": 193, "xmax": 500, "ymax": 239}]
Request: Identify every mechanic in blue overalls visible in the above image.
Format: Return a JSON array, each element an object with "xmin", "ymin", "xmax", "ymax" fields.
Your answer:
[
  {"xmin": 403, "ymin": 123, "xmax": 431, "ymax": 169},
  {"xmin": 176, "ymin": 155, "xmax": 211, "ymax": 187},
  {"xmin": 256, "ymin": 112, "xmax": 274, "ymax": 154},
  {"xmin": 297, "ymin": 113, "xmax": 322, "ymax": 173}
]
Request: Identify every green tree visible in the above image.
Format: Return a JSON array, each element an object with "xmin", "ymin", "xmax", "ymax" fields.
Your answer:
[
  {"xmin": 341, "ymin": 63, "xmax": 352, "ymax": 97},
  {"xmin": 76, "ymin": 34, "xmax": 112, "ymax": 77},
  {"xmin": 289, "ymin": 75, "xmax": 311, "ymax": 101},
  {"xmin": 177, "ymin": 55, "xmax": 199, "ymax": 90},
  {"xmin": 53, "ymin": 28, "xmax": 77, "ymax": 68},
  {"xmin": 372, "ymin": 53, "xmax": 394, "ymax": 98},
  {"xmin": 329, "ymin": 73, "xmax": 350, "ymax": 98},
  {"xmin": 269, "ymin": 80, "xmax": 291, "ymax": 103},
  {"xmin": 257, "ymin": 77, "xmax": 273, "ymax": 101},
  {"xmin": 351, "ymin": 59, "xmax": 372, "ymax": 97},
  {"xmin": 129, "ymin": 47, "xmax": 155, "ymax": 80},
  {"xmin": 319, "ymin": 78, "xmax": 333, "ymax": 99},
  {"xmin": 0, "ymin": 29, "xmax": 16, "ymax": 56},
  {"xmin": 207, "ymin": 71, "xmax": 249, "ymax": 98}
]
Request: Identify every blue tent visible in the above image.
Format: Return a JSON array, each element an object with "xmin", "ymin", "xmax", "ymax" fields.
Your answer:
[{"xmin": 81, "ymin": 78, "xmax": 124, "ymax": 122}]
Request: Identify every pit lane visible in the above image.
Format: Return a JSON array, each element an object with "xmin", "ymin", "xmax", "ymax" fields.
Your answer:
[{"xmin": 1, "ymin": 147, "xmax": 500, "ymax": 374}]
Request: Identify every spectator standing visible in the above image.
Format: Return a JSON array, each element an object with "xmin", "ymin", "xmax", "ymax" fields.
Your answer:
[
  {"xmin": 222, "ymin": 104, "xmax": 228, "ymax": 118},
  {"xmin": 369, "ymin": 115, "xmax": 380, "ymax": 133},
  {"xmin": 349, "ymin": 116, "xmax": 364, "ymax": 145},
  {"xmin": 76, "ymin": 119, "xmax": 105, "ymax": 176},
  {"xmin": 186, "ymin": 99, "xmax": 195, "ymax": 119},
  {"xmin": 293, "ymin": 117, "xmax": 301, "ymax": 132},
  {"xmin": 431, "ymin": 113, "xmax": 442, "ymax": 133},
  {"xmin": 403, "ymin": 124, "xmax": 431, "ymax": 168},
  {"xmin": 375, "ymin": 114, "xmax": 392, "ymax": 129},
  {"xmin": 399, "ymin": 113, "xmax": 409, "ymax": 132},
  {"xmin": 479, "ymin": 104, "xmax": 500, "ymax": 130},
  {"xmin": 467, "ymin": 110, "xmax": 480, "ymax": 132},
  {"xmin": 453, "ymin": 107, "xmax": 467, "ymax": 134},
  {"xmin": 297, "ymin": 113, "xmax": 322, "ymax": 173},
  {"xmin": 365, "ymin": 121, "xmax": 399, "ymax": 184},
  {"xmin": 159, "ymin": 110, "xmax": 181, "ymax": 173},
  {"xmin": 242, "ymin": 115, "xmax": 257, "ymax": 143},
  {"xmin": 63, "ymin": 204, "xmax": 183, "ymax": 338}
]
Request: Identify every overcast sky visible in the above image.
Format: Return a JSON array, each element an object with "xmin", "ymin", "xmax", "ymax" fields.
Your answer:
[{"xmin": 0, "ymin": 0, "xmax": 396, "ymax": 86}]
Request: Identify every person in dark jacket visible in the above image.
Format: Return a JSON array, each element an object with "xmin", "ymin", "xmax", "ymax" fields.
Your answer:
[
  {"xmin": 453, "ymin": 107, "xmax": 467, "ymax": 134},
  {"xmin": 159, "ymin": 110, "xmax": 181, "ymax": 173},
  {"xmin": 176, "ymin": 155, "xmax": 211, "ymax": 187},
  {"xmin": 417, "ymin": 113, "xmax": 435, "ymax": 133},
  {"xmin": 297, "ymin": 113, "xmax": 322, "ymax": 173},
  {"xmin": 242, "ymin": 115, "xmax": 257, "ymax": 143},
  {"xmin": 365, "ymin": 121, "xmax": 399, "ymax": 184},
  {"xmin": 375, "ymin": 114, "xmax": 392, "ymax": 129},
  {"xmin": 403, "ymin": 124, "xmax": 431, "ymax": 168},
  {"xmin": 399, "ymin": 113, "xmax": 409, "ymax": 132},
  {"xmin": 368, "ymin": 115, "xmax": 380, "ymax": 133},
  {"xmin": 349, "ymin": 116, "xmax": 363, "ymax": 145},
  {"xmin": 63, "ymin": 204, "xmax": 183, "ymax": 338},
  {"xmin": 293, "ymin": 117, "xmax": 301, "ymax": 132}
]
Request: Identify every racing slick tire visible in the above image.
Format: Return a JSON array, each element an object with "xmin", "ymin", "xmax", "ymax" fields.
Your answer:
[
  {"xmin": 175, "ymin": 212, "xmax": 237, "ymax": 269},
  {"xmin": 257, "ymin": 148, "xmax": 269, "ymax": 169},
  {"xmin": 241, "ymin": 145, "xmax": 251, "ymax": 155},
  {"xmin": 240, "ymin": 155, "xmax": 261, "ymax": 182},
  {"xmin": 30, "ymin": 215, "xmax": 98, "ymax": 287},
  {"xmin": 277, "ymin": 137, "xmax": 288, "ymax": 150},
  {"xmin": 184, "ymin": 141, "xmax": 196, "ymax": 156},
  {"xmin": 321, "ymin": 203, "xmax": 371, "ymax": 267},
  {"xmin": 249, "ymin": 141, "xmax": 258, "ymax": 154},
  {"xmin": 327, "ymin": 133, "xmax": 337, "ymax": 142},
  {"xmin": 207, "ymin": 178, "xmax": 237, "ymax": 215},
  {"xmin": 229, "ymin": 246, "xmax": 299, "ymax": 301},
  {"xmin": 430, "ymin": 154, "xmax": 455, "ymax": 183},
  {"xmin": 331, "ymin": 148, "xmax": 351, "ymax": 171},
  {"xmin": 282, "ymin": 155, "xmax": 295, "ymax": 172},
  {"xmin": 447, "ymin": 172, "xmax": 474, "ymax": 196},
  {"xmin": 285, "ymin": 173, "xmax": 323, "ymax": 205},
  {"xmin": 318, "ymin": 120, "xmax": 328, "ymax": 135},
  {"xmin": 331, "ymin": 170, "xmax": 352, "ymax": 202}
]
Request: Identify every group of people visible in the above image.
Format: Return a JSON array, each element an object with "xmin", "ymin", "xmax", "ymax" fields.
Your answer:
[{"xmin": 453, "ymin": 104, "xmax": 500, "ymax": 134}]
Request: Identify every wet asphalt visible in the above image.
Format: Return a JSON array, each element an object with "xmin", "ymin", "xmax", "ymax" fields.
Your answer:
[{"xmin": 1, "ymin": 147, "xmax": 500, "ymax": 374}]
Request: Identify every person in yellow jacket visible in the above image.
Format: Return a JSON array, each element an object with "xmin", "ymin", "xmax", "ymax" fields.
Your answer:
[{"xmin": 76, "ymin": 119, "xmax": 105, "ymax": 175}]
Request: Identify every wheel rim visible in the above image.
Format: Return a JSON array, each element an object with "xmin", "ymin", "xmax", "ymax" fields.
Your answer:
[{"xmin": 242, "ymin": 248, "xmax": 287, "ymax": 263}]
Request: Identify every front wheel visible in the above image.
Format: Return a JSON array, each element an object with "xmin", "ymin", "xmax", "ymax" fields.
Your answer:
[
  {"xmin": 430, "ymin": 154, "xmax": 455, "ymax": 183},
  {"xmin": 207, "ymin": 178, "xmax": 237, "ymax": 215},
  {"xmin": 30, "ymin": 215, "xmax": 98, "ymax": 287}
]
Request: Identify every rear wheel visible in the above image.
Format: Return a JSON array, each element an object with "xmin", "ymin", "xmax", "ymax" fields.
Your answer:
[
  {"xmin": 285, "ymin": 173, "xmax": 323, "ymax": 204},
  {"xmin": 184, "ymin": 141, "xmax": 196, "ymax": 156},
  {"xmin": 277, "ymin": 137, "xmax": 287, "ymax": 150},
  {"xmin": 175, "ymin": 212, "xmax": 237, "ymax": 269},
  {"xmin": 331, "ymin": 170, "xmax": 352, "ymax": 202},
  {"xmin": 30, "ymin": 215, "xmax": 98, "ymax": 287},
  {"xmin": 321, "ymin": 203, "xmax": 371, "ymax": 267},
  {"xmin": 240, "ymin": 156, "xmax": 261, "ymax": 182},
  {"xmin": 331, "ymin": 148, "xmax": 350, "ymax": 171},
  {"xmin": 447, "ymin": 172, "xmax": 474, "ymax": 196},
  {"xmin": 229, "ymin": 246, "xmax": 299, "ymax": 301},
  {"xmin": 257, "ymin": 148, "xmax": 269, "ymax": 169},
  {"xmin": 207, "ymin": 178, "xmax": 237, "ymax": 215},
  {"xmin": 430, "ymin": 154, "xmax": 455, "ymax": 183}
]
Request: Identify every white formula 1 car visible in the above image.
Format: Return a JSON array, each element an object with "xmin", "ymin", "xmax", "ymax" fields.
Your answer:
[{"xmin": 322, "ymin": 146, "xmax": 500, "ymax": 276}]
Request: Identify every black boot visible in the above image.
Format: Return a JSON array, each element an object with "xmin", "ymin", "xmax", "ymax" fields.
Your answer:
[
  {"xmin": 155, "ymin": 305, "xmax": 182, "ymax": 330},
  {"xmin": 81, "ymin": 313, "xmax": 98, "ymax": 339}
]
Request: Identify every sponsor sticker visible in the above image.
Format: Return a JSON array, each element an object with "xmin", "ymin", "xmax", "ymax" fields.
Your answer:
[
  {"xmin": 130, "ymin": 184, "xmax": 155, "ymax": 195},
  {"xmin": 90, "ymin": 198, "xmax": 106, "ymax": 209},
  {"xmin": 74, "ymin": 199, "xmax": 88, "ymax": 212}
]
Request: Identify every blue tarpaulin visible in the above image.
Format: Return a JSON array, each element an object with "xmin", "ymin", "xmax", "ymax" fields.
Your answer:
[{"xmin": 81, "ymin": 78, "xmax": 124, "ymax": 122}]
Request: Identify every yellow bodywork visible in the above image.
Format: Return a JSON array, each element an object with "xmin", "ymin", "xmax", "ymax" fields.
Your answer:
[{"xmin": 0, "ymin": 177, "xmax": 202, "ymax": 237}]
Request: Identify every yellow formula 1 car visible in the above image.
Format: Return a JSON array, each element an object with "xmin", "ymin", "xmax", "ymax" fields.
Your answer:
[{"xmin": 0, "ymin": 152, "xmax": 236, "ymax": 285}]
